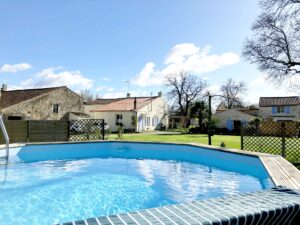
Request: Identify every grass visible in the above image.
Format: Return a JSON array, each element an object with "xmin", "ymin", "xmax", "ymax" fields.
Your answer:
[
  {"xmin": 106, "ymin": 133, "xmax": 300, "ymax": 165},
  {"xmin": 107, "ymin": 133, "xmax": 241, "ymax": 149}
]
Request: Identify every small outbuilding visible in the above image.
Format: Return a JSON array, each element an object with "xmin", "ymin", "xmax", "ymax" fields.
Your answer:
[{"xmin": 213, "ymin": 109, "xmax": 257, "ymax": 132}]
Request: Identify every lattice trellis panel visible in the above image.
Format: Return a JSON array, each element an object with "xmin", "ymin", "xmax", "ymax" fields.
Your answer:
[
  {"xmin": 242, "ymin": 121, "xmax": 300, "ymax": 162},
  {"xmin": 69, "ymin": 119, "xmax": 105, "ymax": 141}
]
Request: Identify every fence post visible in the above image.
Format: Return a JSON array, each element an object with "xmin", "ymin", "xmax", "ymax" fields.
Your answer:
[
  {"xmin": 102, "ymin": 120, "xmax": 105, "ymax": 140},
  {"xmin": 281, "ymin": 122, "xmax": 286, "ymax": 158},
  {"xmin": 67, "ymin": 121, "xmax": 71, "ymax": 141},
  {"xmin": 26, "ymin": 120, "xmax": 30, "ymax": 142},
  {"xmin": 241, "ymin": 123, "xmax": 244, "ymax": 150}
]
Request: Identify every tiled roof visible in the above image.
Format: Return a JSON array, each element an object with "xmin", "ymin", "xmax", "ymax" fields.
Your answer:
[
  {"xmin": 84, "ymin": 98, "xmax": 121, "ymax": 105},
  {"xmin": 259, "ymin": 96, "xmax": 300, "ymax": 107},
  {"xmin": 91, "ymin": 97, "xmax": 158, "ymax": 112},
  {"xmin": 0, "ymin": 86, "xmax": 65, "ymax": 109}
]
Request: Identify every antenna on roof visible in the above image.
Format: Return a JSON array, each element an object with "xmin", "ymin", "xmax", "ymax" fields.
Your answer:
[
  {"xmin": 123, "ymin": 80, "xmax": 130, "ymax": 96},
  {"xmin": 150, "ymin": 92, "xmax": 153, "ymax": 111}
]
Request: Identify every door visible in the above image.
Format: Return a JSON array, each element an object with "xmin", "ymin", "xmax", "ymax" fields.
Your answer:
[
  {"xmin": 233, "ymin": 120, "xmax": 241, "ymax": 132},
  {"xmin": 138, "ymin": 115, "xmax": 144, "ymax": 132}
]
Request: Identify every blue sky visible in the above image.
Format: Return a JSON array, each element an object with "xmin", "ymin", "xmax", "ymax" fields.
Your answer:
[{"xmin": 0, "ymin": 0, "xmax": 296, "ymax": 104}]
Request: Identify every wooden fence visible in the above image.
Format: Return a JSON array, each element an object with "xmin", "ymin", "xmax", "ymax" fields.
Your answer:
[
  {"xmin": 28, "ymin": 121, "xmax": 69, "ymax": 142},
  {"xmin": 0, "ymin": 120, "xmax": 69, "ymax": 143},
  {"xmin": 0, "ymin": 119, "xmax": 105, "ymax": 144},
  {"xmin": 0, "ymin": 120, "xmax": 27, "ymax": 143}
]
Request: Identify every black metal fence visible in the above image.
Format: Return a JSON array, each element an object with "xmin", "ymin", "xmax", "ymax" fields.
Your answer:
[
  {"xmin": 241, "ymin": 121, "xmax": 300, "ymax": 162},
  {"xmin": 69, "ymin": 119, "xmax": 105, "ymax": 141}
]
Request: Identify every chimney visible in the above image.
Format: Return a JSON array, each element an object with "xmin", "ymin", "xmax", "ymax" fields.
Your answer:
[
  {"xmin": 1, "ymin": 84, "xmax": 7, "ymax": 91},
  {"xmin": 127, "ymin": 93, "xmax": 131, "ymax": 98},
  {"xmin": 134, "ymin": 97, "xmax": 137, "ymax": 110},
  {"xmin": 158, "ymin": 91, "xmax": 162, "ymax": 97}
]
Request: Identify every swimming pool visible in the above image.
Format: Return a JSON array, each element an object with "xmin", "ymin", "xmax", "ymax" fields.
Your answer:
[{"xmin": 0, "ymin": 142, "xmax": 274, "ymax": 225}]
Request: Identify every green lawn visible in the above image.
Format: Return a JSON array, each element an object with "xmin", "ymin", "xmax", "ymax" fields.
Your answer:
[{"xmin": 107, "ymin": 133, "xmax": 241, "ymax": 149}]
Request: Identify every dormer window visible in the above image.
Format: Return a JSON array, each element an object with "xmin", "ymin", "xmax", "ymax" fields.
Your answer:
[{"xmin": 53, "ymin": 104, "xmax": 59, "ymax": 113}]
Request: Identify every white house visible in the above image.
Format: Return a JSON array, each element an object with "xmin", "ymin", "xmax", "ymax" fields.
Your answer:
[
  {"xmin": 213, "ymin": 109, "xmax": 257, "ymax": 131},
  {"xmin": 85, "ymin": 92, "xmax": 168, "ymax": 132},
  {"xmin": 259, "ymin": 96, "xmax": 300, "ymax": 121}
]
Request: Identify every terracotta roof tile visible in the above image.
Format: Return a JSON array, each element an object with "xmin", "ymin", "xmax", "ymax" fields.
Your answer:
[
  {"xmin": 84, "ymin": 98, "xmax": 121, "ymax": 105},
  {"xmin": 259, "ymin": 96, "xmax": 300, "ymax": 107},
  {"xmin": 91, "ymin": 97, "xmax": 158, "ymax": 112}
]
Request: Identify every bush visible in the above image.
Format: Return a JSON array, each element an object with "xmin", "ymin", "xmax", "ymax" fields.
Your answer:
[
  {"xmin": 117, "ymin": 125, "xmax": 124, "ymax": 140},
  {"xmin": 189, "ymin": 127, "xmax": 208, "ymax": 134},
  {"xmin": 104, "ymin": 128, "xmax": 111, "ymax": 140},
  {"xmin": 220, "ymin": 142, "xmax": 226, "ymax": 147}
]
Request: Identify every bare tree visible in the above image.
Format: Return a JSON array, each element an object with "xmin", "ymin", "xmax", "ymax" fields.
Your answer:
[
  {"xmin": 243, "ymin": 0, "xmax": 300, "ymax": 87},
  {"xmin": 165, "ymin": 71, "xmax": 207, "ymax": 118},
  {"xmin": 190, "ymin": 100, "xmax": 208, "ymax": 131},
  {"xmin": 80, "ymin": 89, "xmax": 95, "ymax": 102},
  {"xmin": 220, "ymin": 79, "xmax": 247, "ymax": 109}
]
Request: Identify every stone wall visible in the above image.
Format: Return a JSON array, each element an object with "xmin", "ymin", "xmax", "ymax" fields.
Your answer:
[{"xmin": 1, "ymin": 87, "xmax": 83, "ymax": 120}]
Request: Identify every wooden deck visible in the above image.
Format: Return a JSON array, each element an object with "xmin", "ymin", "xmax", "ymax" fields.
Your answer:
[
  {"xmin": 260, "ymin": 155, "xmax": 300, "ymax": 190},
  {"xmin": 189, "ymin": 142, "xmax": 300, "ymax": 190}
]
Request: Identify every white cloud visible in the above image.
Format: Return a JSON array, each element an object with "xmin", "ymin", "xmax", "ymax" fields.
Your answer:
[
  {"xmin": 131, "ymin": 62, "xmax": 162, "ymax": 87},
  {"xmin": 8, "ymin": 67, "xmax": 93, "ymax": 90},
  {"xmin": 207, "ymin": 84, "xmax": 220, "ymax": 94},
  {"xmin": 0, "ymin": 63, "xmax": 32, "ymax": 73},
  {"xmin": 246, "ymin": 74, "xmax": 299, "ymax": 104},
  {"xmin": 102, "ymin": 92, "xmax": 127, "ymax": 98},
  {"xmin": 250, "ymin": 74, "xmax": 268, "ymax": 86},
  {"xmin": 165, "ymin": 43, "xmax": 200, "ymax": 64},
  {"xmin": 96, "ymin": 86, "xmax": 114, "ymax": 92},
  {"xmin": 132, "ymin": 43, "xmax": 240, "ymax": 87}
]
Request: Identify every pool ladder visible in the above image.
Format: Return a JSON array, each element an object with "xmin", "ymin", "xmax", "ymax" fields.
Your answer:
[{"xmin": 0, "ymin": 115, "xmax": 9, "ymax": 161}]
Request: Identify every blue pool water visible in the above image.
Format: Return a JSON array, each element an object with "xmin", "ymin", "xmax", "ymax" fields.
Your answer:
[{"xmin": 0, "ymin": 142, "xmax": 274, "ymax": 225}]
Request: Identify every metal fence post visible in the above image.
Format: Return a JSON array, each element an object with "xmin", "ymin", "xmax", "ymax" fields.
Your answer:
[
  {"xmin": 102, "ymin": 119, "xmax": 105, "ymax": 140},
  {"xmin": 67, "ymin": 121, "xmax": 71, "ymax": 141},
  {"xmin": 26, "ymin": 120, "xmax": 30, "ymax": 142},
  {"xmin": 241, "ymin": 124, "xmax": 244, "ymax": 150},
  {"xmin": 281, "ymin": 122, "xmax": 286, "ymax": 158},
  {"xmin": 208, "ymin": 94, "xmax": 212, "ymax": 145}
]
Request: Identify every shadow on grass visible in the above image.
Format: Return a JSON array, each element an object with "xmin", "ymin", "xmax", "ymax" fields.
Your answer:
[{"xmin": 156, "ymin": 133, "xmax": 208, "ymax": 137}]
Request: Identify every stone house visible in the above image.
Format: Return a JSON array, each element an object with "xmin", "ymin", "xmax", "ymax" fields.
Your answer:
[
  {"xmin": 85, "ymin": 92, "xmax": 168, "ymax": 132},
  {"xmin": 0, "ymin": 85, "xmax": 84, "ymax": 120},
  {"xmin": 259, "ymin": 96, "xmax": 300, "ymax": 121}
]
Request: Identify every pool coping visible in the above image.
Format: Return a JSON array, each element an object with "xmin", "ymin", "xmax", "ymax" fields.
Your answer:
[
  {"xmin": 1, "ymin": 140, "xmax": 300, "ymax": 189},
  {"xmin": 57, "ymin": 187, "xmax": 300, "ymax": 225}
]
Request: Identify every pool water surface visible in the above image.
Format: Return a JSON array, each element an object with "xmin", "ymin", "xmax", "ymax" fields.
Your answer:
[{"xmin": 0, "ymin": 142, "xmax": 274, "ymax": 225}]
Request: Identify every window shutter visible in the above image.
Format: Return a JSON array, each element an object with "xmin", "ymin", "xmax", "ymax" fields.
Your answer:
[
  {"xmin": 272, "ymin": 107, "xmax": 276, "ymax": 114},
  {"xmin": 226, "ymin": 119, "xmax": 234, "ymax": 131},
  {"xmin": 285, "ymin": 106, "xmax": 290, "ymax": 114}
]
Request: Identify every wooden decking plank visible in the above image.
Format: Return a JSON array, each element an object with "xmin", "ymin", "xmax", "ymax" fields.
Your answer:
[{"xmin": 260, "ymin": 155, "xmax": 300, "ymax": 190}]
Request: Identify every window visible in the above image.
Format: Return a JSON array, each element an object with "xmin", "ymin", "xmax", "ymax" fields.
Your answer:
[
  {"xmin": 276, "ymin": 106, "xmax": 285, "ymax": 113},
  {"xmin": 152, "ymin": 116, "xmax": 159, "ymax": 126},
  {"xmin": 53, "ymin": 104, "xmax": 59, "ymax": 113},
  {"xmin": 146, "ymin": 117, "xmax": 151, "ymax": 126},
  {"xmin": 115, "ymin": 114, "xmax": 123, "ymax": 125}
]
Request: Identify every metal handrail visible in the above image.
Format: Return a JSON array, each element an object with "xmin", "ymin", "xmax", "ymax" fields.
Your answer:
[{"xmin": 0, "ymin": 115, "xmax": 9, "ymax": 159}]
